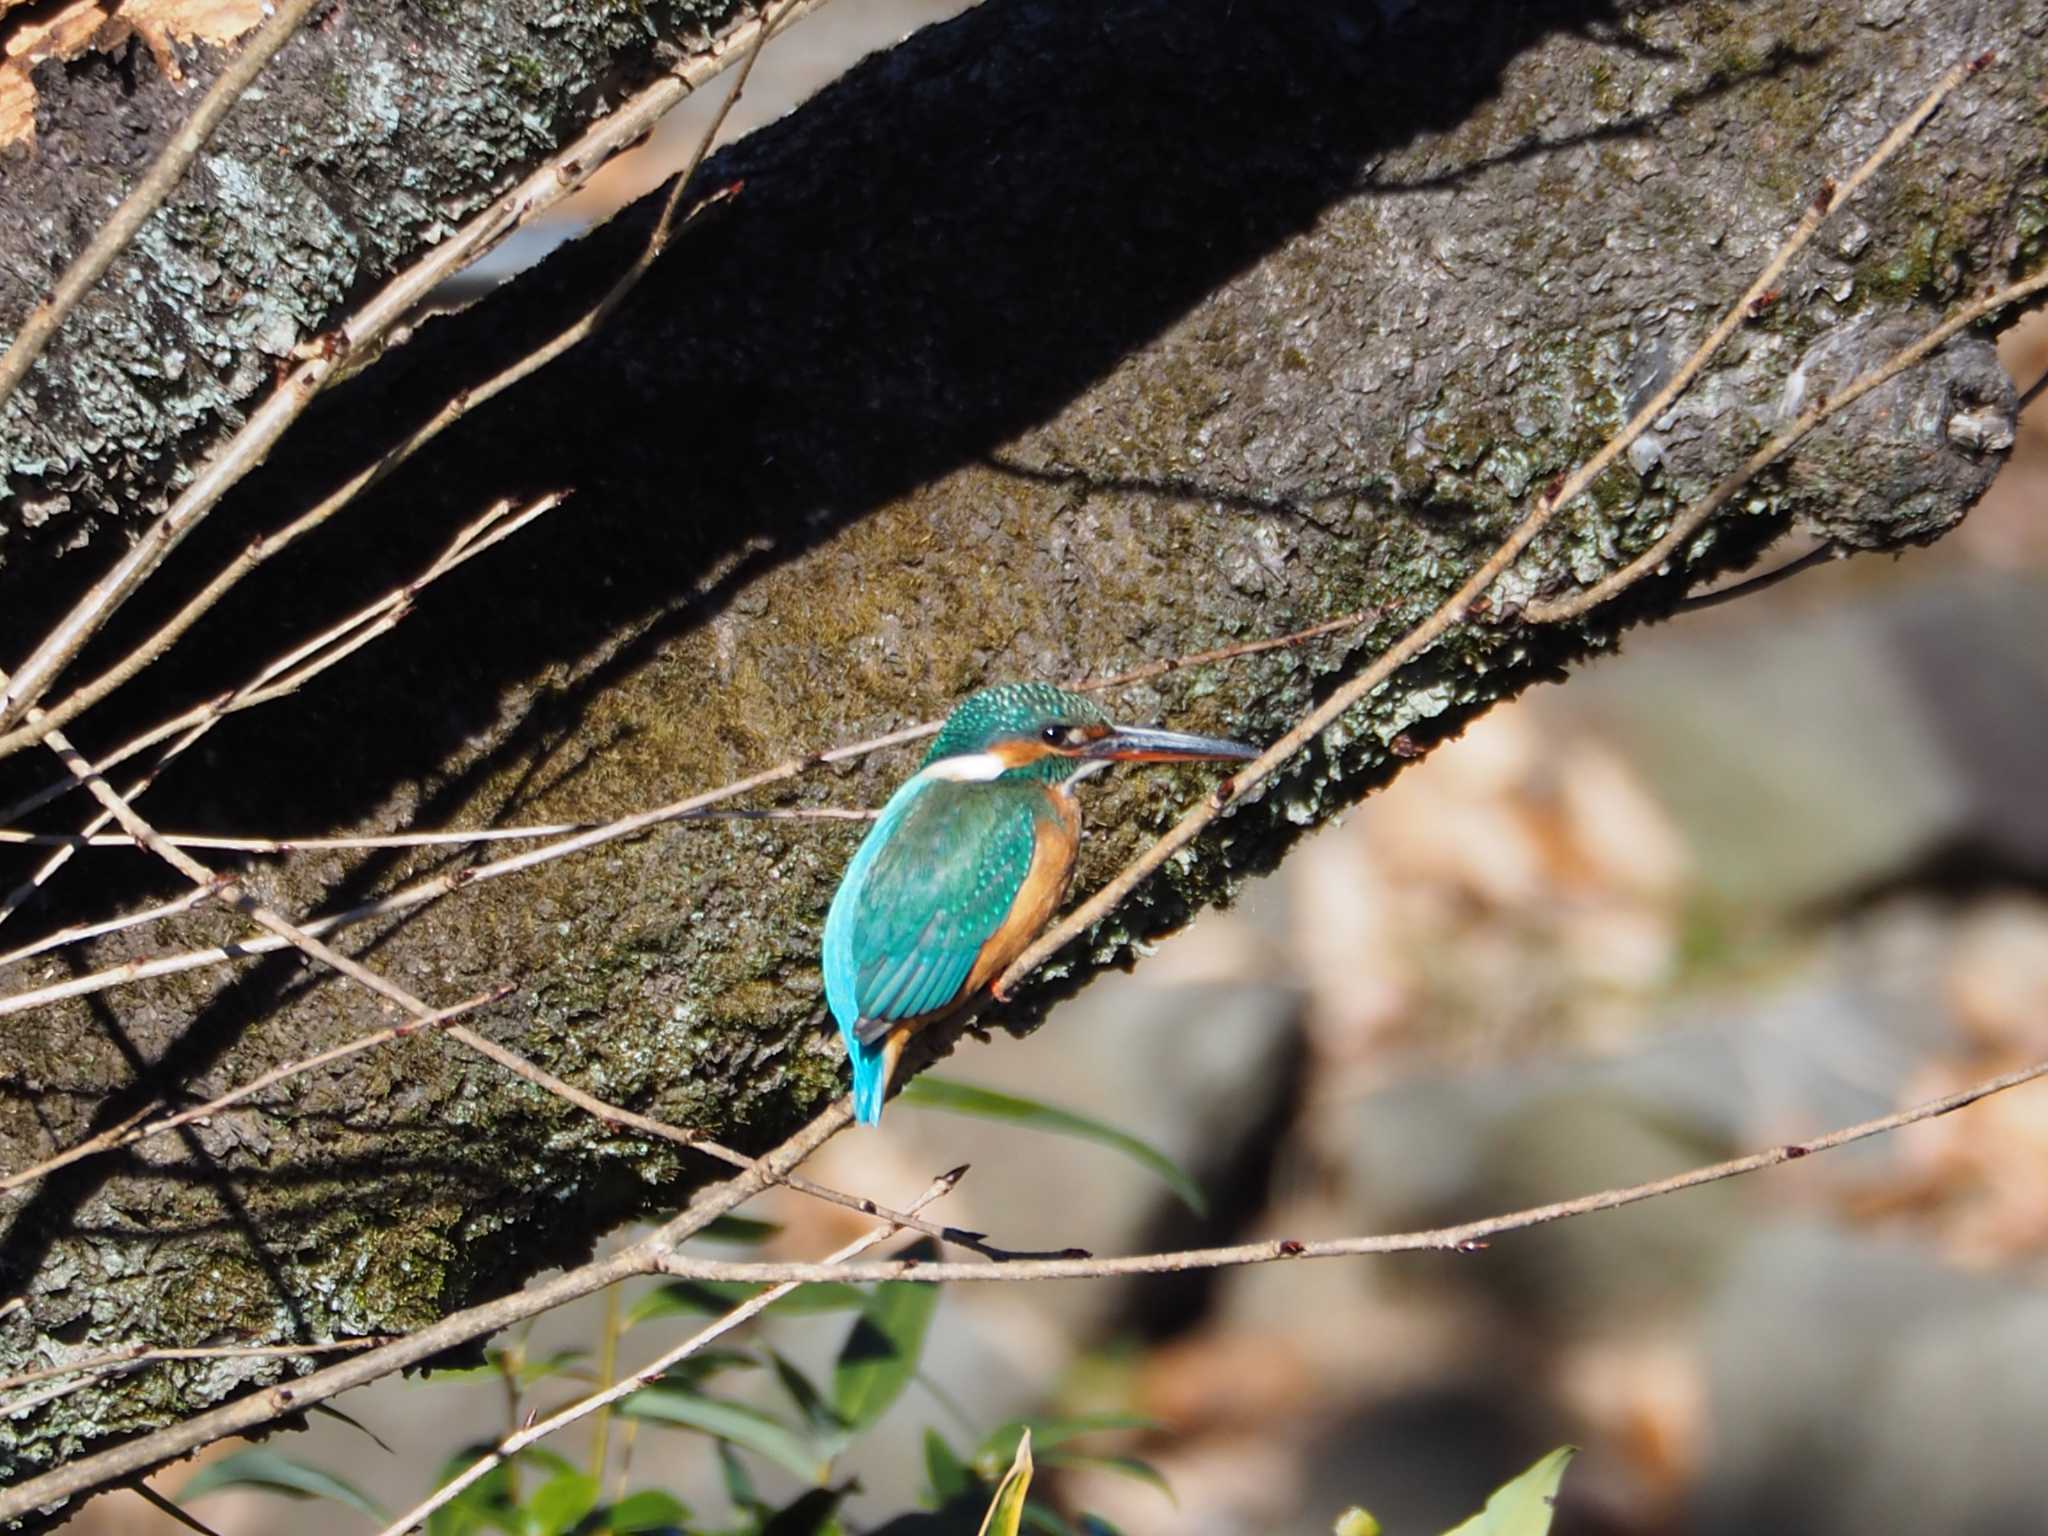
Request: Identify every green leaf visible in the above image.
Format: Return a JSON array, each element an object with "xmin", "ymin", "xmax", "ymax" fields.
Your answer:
[
  {"xmin": 701, "ymin": 1214, "xmax": 784, "ymax": 1245},
  {"xmin": 1442, "ymin": 1447, "xmax": 1577, "ymax": 1536},
  {"xmin": 626, "ymin": 1280, "xmax": 872, "ymax": 1328},
  {"xmin": 925, "ymin": 1429, "xmax": 973, "ymax": 1505},
  {"xmin": 420, "ymin": 1447, "xmax": 579, "ymax": 1536},
  {"xmin": 718, "ymin": 1439, "xmax": 763, "ymax": 1515},
  {"xmin": 1334, "ymin": 1510, "xmax": 1383, "ymax": 1536},
  {"xmin": 600, "ymin": 1488, "xmax": 693, "ymax": 1533},
  {"xmin": 621, "ymin": 1386, "xmax": 827, "ymax": 1484},
  {"xmin": 524, "ymin": 1469, "xmax": 600, "ymax": 1536},
  {"xmin": 310, "ymin": 1401, "xmax": 395, "ymax": 1454},
  {"xmin": 179, "ymin": 1448, "xmax": 388, "ymax": 1522},
  {"xmin": 831, "ymin": 1255, "xmax": 941, "ymax": 1433},
  {"xmin": 977, "ymin": 1429, "xmax": 1034, "ymax": 1536},
  {"xmin": 770, "ymin": 1350, "xmax": 850, "ymax": 1440},
  {"xmin": 1039, "ymin": 1453, "xmax": 1172, "ymax": 1504},
  {"xmin": 899, "ymin": 1078, "xmax": 1207, "ymax": 1217},
  {"xmin": 1018, "ymin": 1507, "xmax": 1071, "ymax": 1536}
]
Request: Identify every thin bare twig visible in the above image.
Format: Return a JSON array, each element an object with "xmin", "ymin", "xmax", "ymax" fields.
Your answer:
[
  {"xmin": 0, "ymin": 888, "xmax": 210, "ymax": 971},
  {"xmin": 376, "ymin": 1167, "xmax": 965, "ymax": 1536},
  {"xmin": 0, "ymin": 0, "xmax": 323, "ymax": 414},
  {"xmin": 650, "ymin": 1052, "xmax": 2048, "ymax": 1284},
  {"xmin": 0, "ymin": 1, "xmax": 828, "ymax": 747},
  {"xmin": 0, "ymin": 1337, "xmax": 394, "ymax": 1414},
  {"xmin": 0, "ymin": 807, "xmax": 872, "ymax": 854}
]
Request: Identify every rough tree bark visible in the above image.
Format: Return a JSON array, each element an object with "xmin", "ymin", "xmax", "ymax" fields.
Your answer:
[{"xmin": 0, "ymin": 0, "xmax": 2039, "ymax": 1503}]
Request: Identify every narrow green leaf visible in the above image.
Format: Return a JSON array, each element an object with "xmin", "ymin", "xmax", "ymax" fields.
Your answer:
[
  {"xmin": 600, "ymin": 1488, "xmax": 692, "ymax": 1533},
  {"xmin": 1038, "ymin": 1453, "xmax": 1172, "ymax": 1504},
  {"xmin": 1334, "ymin": 1510, "xmax": 1383, "ymax": 1536},
  {"xmin": 310, "ymin": 1401, "xmax": 395, "ymax": 1454},
  {"xmin": 701, "ymin": 1214, "xmax": 785, "ymax": 1245},
  {"xmin": 179, "ymin": 1448, "xmax": 389, "ymax": 1522},
  {"xmin": 626, "ymin": 1279, "xmax": 871, "ymax": 1328},
  {"xmin": 1442, "ymin": 1447, "xmax": 1577, "ymax": 1536},
  {"xmin": 925, "ymin": 1429, "xmax": 973, "ymax": 1505},
  {"xmin": 718, "ymin": 1440, "xmax": 763, "ymax": 1515},
  {"xmin": 621, "ymin": 1386, "xmax": 827, "ymax": 1484},
  {"xmin": 770, "ymin": 1349, "xmax": 850, "ymax": 1439},
  {"xmin": 899, "ymin": 1078, "xmax": 1207, "ymax": 1217},
  {"xmin": 524, "ymin": 1469, "xmax": 600, "ymax": 1536},
  {"xmin": 977, "ymin": 1430, "xmax": 1034, "ymax": 1536},
  {"xmin": 831, "ymin": 1253, "xmax": 940, "ymax": 1433},
  {"xmin": 1018, "ymin": 1507, "xmax": 1072, "ymax": 1536},
  {"xmin": 127, "ymin": 1483, "xmax": 228, "ymax": 1536}
]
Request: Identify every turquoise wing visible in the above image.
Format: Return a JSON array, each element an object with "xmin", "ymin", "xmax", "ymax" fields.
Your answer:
[{"xmin": 824, "ymin": 778, "xmax": 1040, "ymax": 1042}]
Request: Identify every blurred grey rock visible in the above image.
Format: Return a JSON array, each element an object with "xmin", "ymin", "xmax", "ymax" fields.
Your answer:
[
  {"xmin": 1699, "ymin": 1222, "xmax": 2048, "ymax": 1536},
  {"xmin": 1551, "ymin": 573, "xmax": 2048, "ymax": 906}
]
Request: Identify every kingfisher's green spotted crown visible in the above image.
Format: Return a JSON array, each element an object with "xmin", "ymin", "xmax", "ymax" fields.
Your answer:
[{"xmin": 922, "ymin": 683, "xmax": 1108, "ymax": 766}]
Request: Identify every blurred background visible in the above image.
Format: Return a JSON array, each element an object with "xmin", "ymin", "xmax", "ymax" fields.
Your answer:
[{"xmin": 65, "ymin": 2, "xmax": 2048, "ymax": 1531}]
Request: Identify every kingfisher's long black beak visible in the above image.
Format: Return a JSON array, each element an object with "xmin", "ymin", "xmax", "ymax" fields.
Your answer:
[{"xmin": 1079, "ymin": 724, "xmax": 1260, "ymax": 763}]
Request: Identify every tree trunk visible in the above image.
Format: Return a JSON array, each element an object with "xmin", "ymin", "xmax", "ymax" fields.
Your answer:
[{"xmin": 0, "ymin": 0, "xmax": 2035, "ymax": 1500}]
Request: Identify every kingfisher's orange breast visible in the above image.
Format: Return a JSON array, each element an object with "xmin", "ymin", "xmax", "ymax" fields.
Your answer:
[{"xmin": 964, "ymin": 785, "xmax": 1080, "ymax": 995}]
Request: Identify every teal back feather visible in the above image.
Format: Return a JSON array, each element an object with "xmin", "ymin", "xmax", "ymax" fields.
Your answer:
[{"xmin": 824, "ymin": 770, "xmax": 1053, "ymax": 1124}]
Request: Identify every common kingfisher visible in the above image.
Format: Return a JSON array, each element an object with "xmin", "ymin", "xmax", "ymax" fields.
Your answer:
[{"xmin": 824, "ymin": 682, "xmax": 1258, "ymax": 1125}]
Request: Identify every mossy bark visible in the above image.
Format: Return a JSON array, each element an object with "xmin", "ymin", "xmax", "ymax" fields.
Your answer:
[{"xmin": 0, "ymin": 0, "xmax": 2037, "ymax": 1501}]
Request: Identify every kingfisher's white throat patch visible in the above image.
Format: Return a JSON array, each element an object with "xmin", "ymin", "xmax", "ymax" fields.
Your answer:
[{"xmin": 918, "ymin": 751, "xmax": 1011, "ymax": 783}]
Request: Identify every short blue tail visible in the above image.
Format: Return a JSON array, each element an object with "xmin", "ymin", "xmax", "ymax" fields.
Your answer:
[
  {"xmin": 848, "ymin": 1028, "xmax": 902, "ymax": 1126},
  {"xmin": 851, "ymin": 1039, "xmax": 888, "ymax": 1126}
]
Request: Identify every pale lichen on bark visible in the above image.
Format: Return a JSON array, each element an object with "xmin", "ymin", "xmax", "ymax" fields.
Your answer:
[
  {"xmin": 0, "ymin": 0, "xmax": 757, "ymax": 562},
  {"xmin": 0, "ymin": 0, "xmax": 2039, "ymax": 1502}
]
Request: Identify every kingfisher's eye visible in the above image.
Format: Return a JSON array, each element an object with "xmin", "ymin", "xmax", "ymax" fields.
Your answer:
[{"xmin": 1041, "ymin": 725, "xmax": 1065, "ymax": 744}]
